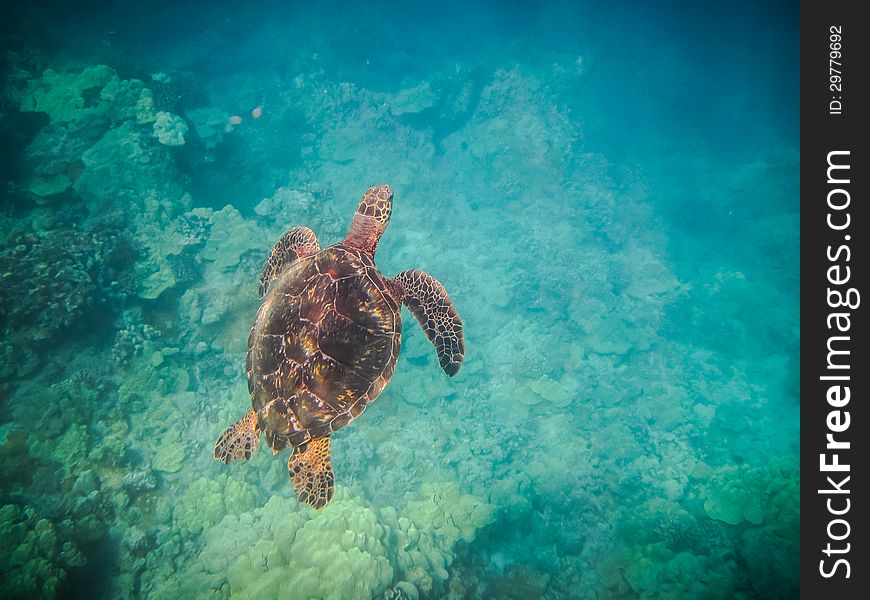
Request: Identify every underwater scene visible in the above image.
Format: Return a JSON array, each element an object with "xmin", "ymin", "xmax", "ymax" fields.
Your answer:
[{"xmin": 0, "ymin": 1, "xmax": 799, "ymax": 598}]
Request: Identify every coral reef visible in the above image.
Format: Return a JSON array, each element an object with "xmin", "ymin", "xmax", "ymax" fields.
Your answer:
[
  {"xmin": 74, "ymin": 120, "xmax": 186, "ymax": 212},
  {"xmin": 1, "ymin": 9, "xmax": 798, "ymax": 599},
  {"xmin": 132, "ymin": 203, "xmax": 204, "ymax": 300},
  {"xmin": 0, "ymin": 218, "xmax": 135, "ymax": 373},
  {"xmin": 23, "ymin": 124, "xmax": 94, "ymax": 198},
  {"xmin": 174, "ymin": 205, "xmax": 269, "ymax": 354},
  {"xmin": 171, "ymin": 475, "xmax": 263, "ymax": 537},
  {"xmin": 17, "ymin": 65, "xmax": 120, "ymax": 124},
  {"xmin": 515, "ymin": 374, "xmax": 573, "ymax": 408},
  {"xmin": 153, "ymin": 428, "xmax": 185, "ymax": 474},
  {"xmin": 186, "ymin": 106, "xmax": 231, "ymax": 148},
  {"xmin": 13, "ymin": 65, "xmax": 159, "ymax": 202},
  {"xmin": 152, "ymin": 111, "xmax": 189, "ymax": 146},
  {"xmin": 146, "ymin": 482, "xmax": 492, "ymax": 600},
  {"xmin": 0, "ymin": 504, "xmax": 84, "ymax": 599}
]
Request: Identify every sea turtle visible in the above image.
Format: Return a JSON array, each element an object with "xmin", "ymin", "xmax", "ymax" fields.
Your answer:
[{"xmin": 214, "ymin": 184, "xmax": 465, "ymax": 509}]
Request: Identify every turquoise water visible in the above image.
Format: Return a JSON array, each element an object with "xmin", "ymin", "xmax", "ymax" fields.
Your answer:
[{"xmin": 1, "ymin": 1, "xmax": 799, "ymax": 598}]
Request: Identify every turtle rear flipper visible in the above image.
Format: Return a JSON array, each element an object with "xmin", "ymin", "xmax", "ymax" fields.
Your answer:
[
  {"xmin": 259, "ymin": 226, "xmax": 320, "ymax": 296},
  {"xmin": 214, "ymin": 409, "xmax": 260, "ymax": 463},
  {"xmin": 392, "ymin": 270, "xmax": 465, "ymax": 376},
  {"xmin": 289, "ymin": 436, "xmax": 334, "ymax": 509}
]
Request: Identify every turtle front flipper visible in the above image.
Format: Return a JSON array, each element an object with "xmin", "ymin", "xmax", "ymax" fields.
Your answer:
[
  {"xmin": 392, "ymin": 270, "xmax": 465, "ymax": 376},
  {"xmin": 288, "ymin": 436, "xmax": 334, "ymax": 509},
  {"xmin": 214, "ymin": 409, "xmax": 260, "ymax": 463},
  {"xmin": 259, "ymin": 226, "xmax": 320, "ymax": 297}
]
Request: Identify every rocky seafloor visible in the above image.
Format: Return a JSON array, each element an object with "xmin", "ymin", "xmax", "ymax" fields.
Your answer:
[{"xmin": 1, "ymin": 3, "xmax": 799, "ymax": 598}]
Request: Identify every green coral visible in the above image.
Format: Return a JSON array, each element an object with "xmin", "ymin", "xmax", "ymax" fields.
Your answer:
[
  {"xmin": 701, "ymin": 464, "xmax": 767, "ymax": 525},
  {"xmin": 28, "ymin": 424, "xmax": 89, "ymax": 469},
  {"xmin": 403, "ymin": 482, "xmax": 495, "ymax": 547},
  {"xmin": 172, "ymin": 475, "xmax": 262, "ymax": 537},
  {"xmin": 389, "ymin": 81, "xmax": 439, "ymax": 116},
  {"xmin": 193, "ymin": 205, "xmax": 269, "ymax": 272},
  {"xmin": 152, "ymin": 204, "xmax": 267, "ymax": 322},
  {"xmin": 595, "ymin": 497, "xmax": 741, "ymax": 599},
  {"xmin": 152, "ymin": 482, "xmax": 494, "ymax": 599},
  {"xmin": 16, "ymin": 65, "xmax": 162, "ymax": 206},
  {"xmin": 700, "ymin": 459, "xmax": 799, "ymax": 598},
  {"xmin": 73, "ymin": 120, "xmax": 186, "ymax": 214},
  {"xmin": 153, "ymin": 427, "xmax": 185, "ymax": 473},
  {"xmin": 387, "ymin": 482, "xmax": 495, "ymax": 594},
  {"xmin": 621, "ymin": 543, "xmax": 726, "ymax": 599},
  {"xmin": 99, "ymin": 74, "xmax": 156, "ymax": 124},
  {"xmin": 28, "ymin": 171, "xmax": 73, "ymax": 197},
  {"xmin": 17, "ymin": 65, "xmax": 115, "ymax": 122},
  {"xmin": 0, "ymin": 504, "xmax": 85, "ymax": 599},
  {"xmin": 133, "ymin": 208, "xmax": 202, "ymax": 299},
  {"xmin": 17, "ymin": 65, "xmax": 155, "ymax": 127},
  {"xmin": 185, "ymin": 106, "xmax": 231, "ymax": 148},
  {"xmin": 225, "ymin": 490, "xmax": 394, "ymax": 599},
  {"xmin": 140, "ymin": 261, "xmax": 177, "ymax": 300},
  {"xmin": 52, "ymin": 424, "xmax": 89, "ymax": 466},
  {"xmin": 119, "ymin": 350, "xmax": 191, "ymax": 407},
  {"xmin": 593, "ymin": 459, "xmax": 802, "ymax": 598},
  {"xmin": 0, "ymin": 224, "xmax": 134, "ymax": 346},
  {"xmin": 174, "ymin": 205, "xmax": 268, "ymax": 352},
  {"xmin": 529, "ymin": 375, "xmax": 573, "ymax": 408}
]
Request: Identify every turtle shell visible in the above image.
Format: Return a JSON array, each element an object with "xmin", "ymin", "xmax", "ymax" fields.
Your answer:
[{"xmin": 246, "ymin": 244, "xmax": 402, "ymax": 452}]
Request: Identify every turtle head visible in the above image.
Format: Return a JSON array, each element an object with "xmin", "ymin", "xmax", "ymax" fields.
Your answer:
[{"xmin": 344, "ymin": 184, "xmax": 393, "ymax": 255}]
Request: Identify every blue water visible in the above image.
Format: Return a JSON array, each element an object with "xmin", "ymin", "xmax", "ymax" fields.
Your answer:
[{"xmin": 1, "ymin": 1, "xmax": 799, "ymax": 598}]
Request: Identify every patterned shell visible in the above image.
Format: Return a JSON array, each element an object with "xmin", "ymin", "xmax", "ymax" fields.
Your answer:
[{"xmin": 246, "ymin": 244, "xmax": 401, "ymax": 452}]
